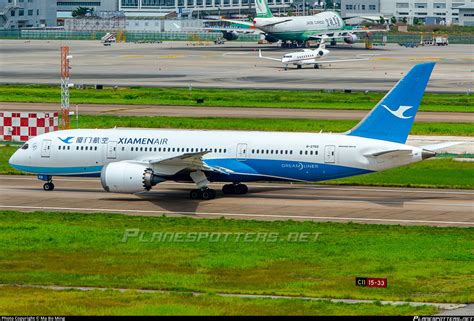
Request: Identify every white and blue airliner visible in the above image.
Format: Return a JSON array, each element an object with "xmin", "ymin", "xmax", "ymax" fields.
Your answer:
[{"xmin": 9, "ymin": 63, "xmax": 455, "ymax": 199}]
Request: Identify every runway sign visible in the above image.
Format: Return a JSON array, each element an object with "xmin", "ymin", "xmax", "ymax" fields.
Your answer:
[{"xmin": 356, "ymin": 277, "xmax": 387, "ymax": 288}]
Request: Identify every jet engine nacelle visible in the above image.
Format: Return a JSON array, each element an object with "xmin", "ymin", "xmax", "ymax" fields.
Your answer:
[
  {"xmin": 318, "ymin": 49, "xmax": 330, "ymax": 57},
  {"xmin": 223, "ymin": 31, "xmax": 239, "ymax": 41},
  {"xmin": 100, "ymin": 161, "xmax": 165, "ymax": 193},
  {"xmin": 344, "ymin": 33, "xmax": 358, "ymax": 44}
]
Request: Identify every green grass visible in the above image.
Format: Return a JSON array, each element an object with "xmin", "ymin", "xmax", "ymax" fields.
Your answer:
[
  {"xmin": 0, "ymin": 211, "xmax": 472, "ymax": 306},
  {"xmin": 76, "ymin": 115, "xmax": 473, "ymax": 136},
  {"xmin": 0, "ymin": 146, "xmax": 23, "ymax": 175},
  {"xmin": 0, "ymin": 286, "xmax": 438, "ymax": 315},
  {"xmin": 330, "ymin": 158, "xmax": 474, "ymax": 189},
  {"xmin": 0, "ymin": 84, "xmax": 472, "ymax": 112}
]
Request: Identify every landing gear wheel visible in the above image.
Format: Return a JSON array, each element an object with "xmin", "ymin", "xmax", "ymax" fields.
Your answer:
[
  {"xmin": 297, "ymin": 65, "xmax": 302, "ymax": 69},
  {"xmin": 201, "ymin": 189, "xmax": 216, "ymax": 200},
  {"xmin": 43, "ymin": 182, "xmax": 54, "ymax": 191},
  {"xmin": 222, "ymin": 184, "xmax": 248, "ymax": 195},
  {"xmin": 222, "ymin": 184, "xmax": 233, "ymax": 195},
  {"xmin": 235, "ymin": 184, "xmax": 248, "ymax": 195},
  {"xmin": 314, "ymin": 64, "xmax": 320, "ymax": 69},
  {"xmin": 190, "ymin": 189, "xmax": 201, "ymax": 200},
  {"xmin": 190, "ymin": 188, "xmax": 216, "ymax": 200}
]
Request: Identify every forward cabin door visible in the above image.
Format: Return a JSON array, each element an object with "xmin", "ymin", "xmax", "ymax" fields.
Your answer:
[
  {"xmin": 41, "ymin": 139, "xmax": 51, "ymax": 158},
  {"xmin": 324, "ymin": 145, "xmax": 336, "ymax": 163}
]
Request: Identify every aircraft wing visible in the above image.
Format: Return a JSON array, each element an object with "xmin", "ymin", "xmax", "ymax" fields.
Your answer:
[
  {"xmin": 173, "ymin": 20, "xmax": 260, "ymax": 34},
  {"xmin": 258, "ymin": 50, "xmax": 281, "ymax": 62},
  {"xmin": 257, "ymin": 18, "xmax": 293, "ymax": 27},
  {"xmin": 219, "ymin": 19, "xmax": 255, "ymax": 28},
  {"xmin": 307, "ymin": 28, "xmax": 386, "ymax": 40},
  {"xmin": 145, "ymin": 151, "xmax": 232, "ymax": 176}
]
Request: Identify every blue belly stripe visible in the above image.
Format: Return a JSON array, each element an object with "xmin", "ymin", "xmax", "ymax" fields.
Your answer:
[{"xmin": 10, "ymin": 159, "xmax": 372, "ymax": 182}]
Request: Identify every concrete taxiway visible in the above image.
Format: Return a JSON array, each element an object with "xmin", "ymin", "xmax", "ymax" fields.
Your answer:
[
  {"xmin": 0, "ymin": 175, "xmax": 472, "ymax": 227},
  {"xmin": 2, "ymin": 102, "xmax": 473, "ymax": 123},
  {"xmin": 0, "ymin": 40, "xmax": 472, "ymax": 92}
]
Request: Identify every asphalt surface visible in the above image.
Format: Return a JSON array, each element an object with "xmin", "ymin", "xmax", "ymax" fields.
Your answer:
[
  {"xmin": 0, "ymin": 40, "xmax": 472, "ymax": 92},
  {"xmin": 2, "ymin": 102, "xmax": 473, "ymax": 123},
  {"xmin": 0, "ymin": 175, "xmax": 472, "ymax": 227}
]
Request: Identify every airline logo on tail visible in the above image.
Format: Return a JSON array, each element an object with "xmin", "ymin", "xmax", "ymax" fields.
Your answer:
[
  {"xmin": 255, "ymin": 0, "xmax": 273, "ymax": 18},
  {"xmin": 381, "ymin": 105, "xmax": 414, "ymax": 119}
]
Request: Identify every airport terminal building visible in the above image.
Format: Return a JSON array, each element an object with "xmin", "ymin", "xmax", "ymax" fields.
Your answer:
[
  {"xmin": 341, "ymin": 0, "xmax": 472, "ymax": 25},
  {"xmin": 0, "ymin": 0, "xmax": 57, "ymax": 28},
  {"xmin": 119, "ymin": 0, "xmax": 292, "ymax": 17}
]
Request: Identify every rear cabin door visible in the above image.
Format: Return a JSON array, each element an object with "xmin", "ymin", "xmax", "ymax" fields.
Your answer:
[
  {"xmin": 41, "ymin": 139, "xmax": 51, "ymax": 158},
  {"xmin": 324, "ymin": 145, "xmax": 336, "ymax": 163}
]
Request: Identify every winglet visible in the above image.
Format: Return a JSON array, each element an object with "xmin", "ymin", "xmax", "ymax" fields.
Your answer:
[{"xmin": 347, "ymin": 62, "xmax": 436, "ymax": 144}]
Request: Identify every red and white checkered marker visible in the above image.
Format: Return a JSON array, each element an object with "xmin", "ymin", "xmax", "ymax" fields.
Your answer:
[{"xmin": 0, "ymin": 112, "xmax": 58, "ymax": 142}]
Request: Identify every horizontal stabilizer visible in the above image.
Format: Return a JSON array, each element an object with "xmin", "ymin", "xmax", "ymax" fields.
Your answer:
[
  {"xmin": 364, "ymin": 149, "xmax": 413, "ymax": 159},
  {"xmin": 420, "ymin": 142, "xmax": 463, "ymax": 151}
]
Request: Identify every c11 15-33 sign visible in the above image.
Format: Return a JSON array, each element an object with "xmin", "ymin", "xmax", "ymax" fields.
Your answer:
[{"xmin": 355, "ymin": 277, "xmax": 387, "ymax": 288}]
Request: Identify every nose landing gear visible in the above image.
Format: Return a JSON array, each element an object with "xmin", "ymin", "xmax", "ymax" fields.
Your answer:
[
  {"xmin": 43, "ymin": 182, "xmax": 55, "ymax": 191},
  {"xmin": 38, "ymin": 175, "xmax": 54, "ymax": 191}
]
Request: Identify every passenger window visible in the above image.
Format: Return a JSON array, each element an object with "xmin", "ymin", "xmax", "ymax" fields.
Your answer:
[
  {"xmin": 154, "ymin": 147, "xmax": 157, "ymax": 152},
  {"xmin": 95, "ymin": 146, "xmax": 97, "ymax": 151}
]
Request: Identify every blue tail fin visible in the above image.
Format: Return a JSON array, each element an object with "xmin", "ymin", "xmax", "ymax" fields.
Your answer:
[{"xmin": 347, "ymin": 62, "xmax": 435, "ymax": 144}]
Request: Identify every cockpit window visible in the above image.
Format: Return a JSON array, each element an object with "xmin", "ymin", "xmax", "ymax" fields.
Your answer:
[{"xmin": 21, "ymin": 143, "xmax": 29, "ymax": 150}]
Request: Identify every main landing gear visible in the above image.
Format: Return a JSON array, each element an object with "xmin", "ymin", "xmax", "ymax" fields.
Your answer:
[
  {"xmin": 190, "ymin": 188, "xmax": 216, "ymax": 200},
  {"xmin": 188, "ymin": 171, "xmax": 248, "ymax": 200},
  {"xmin": 222, "ymin": 183, "xmax": 248, "ymax": 195}
]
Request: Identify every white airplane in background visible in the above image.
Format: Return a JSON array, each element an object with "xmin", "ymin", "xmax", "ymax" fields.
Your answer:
[
  {"xmin": 211, "ymin": 0, "xmax": 386, "ymax": 47},
  {"xmin": 258, "ymin": 36, "xmax": 368, "ymax": 70},
  {"xmin": 9, "ymin": 63, "xmax": 458, "ymax": 200}
]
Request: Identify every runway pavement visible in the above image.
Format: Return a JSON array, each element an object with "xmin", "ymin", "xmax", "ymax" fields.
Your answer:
[
  {"xmin": 0, "ymin": 40, "xmax": 472, "ymax": 92},
  {"xmin": 0, "ymin": 175, "xmax": 472, "ymax": 227},
  {"xmin": 2, "ymin": 102, "xmax": 473, "ymax": 123}
]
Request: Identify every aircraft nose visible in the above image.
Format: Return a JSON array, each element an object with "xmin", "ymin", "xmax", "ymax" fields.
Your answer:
[{"xmin": 9, "ymin": 149, "xmax": 19, "ymax": 167}]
